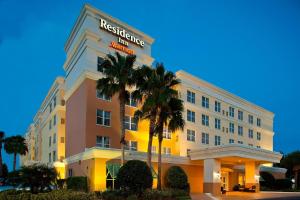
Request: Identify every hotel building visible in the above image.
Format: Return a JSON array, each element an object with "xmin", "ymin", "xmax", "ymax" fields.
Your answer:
[{"xmin": 21, "ymin": 4, "xmax": 282, "ymax": 195}]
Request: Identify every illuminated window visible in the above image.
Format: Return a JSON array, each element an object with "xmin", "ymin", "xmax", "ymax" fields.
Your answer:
[
  {"xmin": 96, "ymin": 136, "xmax": 110, "ymax": 148},
  {"xmin": 214, "ymin": 135, "xmax": 221, "ymax": 146},
  {"xmin": 187, "ymin": 129, "xmax": 195, "ymax": 142},
  {"xmin": 125, "ymin": 141, "xmax": 138, "ymax": 151},
  {"xmin": 163, "ymin": 147, "xmax": 171, "ymax": 155},
  {"xmin": 163, "ymin": 128, "xmax": 171, "ymax": 139},
  {"xmin": 215, "ymin": 118, "xmax": 221, "ymax": 130},
  {"xmin": 257, "ymin": 132, "xmax": 261, "ymax": 140},
  {"xmin": 187, "ymin": 90, "xmax": 195, "ymax": 104},
  {"xmin": 202, "ymin": 96, "xmax": 209, "ymax": 108},
  {"xmin": 229, "ymin": 107, "xmax": 235, "ymax": 117},
  {"xmin": 124, "ymin": 116, "xmax": 138, "ymax": 131},
  {"xmin": 215, "ymin": 101, "xmax": 221, "ymax": 112},
  {"xmin": 202, "ymin": 132, "xmax": 209, "ymax": 144},
  {"xmin": 96, "ymin": 90, "xmax": 111, "ymax": 101},
  {"xmin": 229, "ymin": 122, "xmax": 234, "ymax": 133},
  {"xmin": 96, "ymin": 109, "xmax": 111, "ymax": 126},
  {"xmin": 257, "ymin": 118, "xmax": 261, "ymax": 127},
  {"xmin": 202, "ymin": 114, "xmax": 209, "ymax": 126},
  {"xmin": 126, "ymin": 92, "xmax": 137, "ymax": 107},
  {"xmin": 248, "ymin": 115, "xmax": 253, "ymax": 124},
  {"xmin": 97, "ymin": 57, "xmax": 104, "ymax": 72},
  {"xmin": 187, "ymin": 110, "xmax": 195, "ymax": 122},
  {"xmin": 238, "ymin": 126, "xmax": 243, "ymax": 136},
  {"xmin": 238, "ymin": 110, "xmax": 243, "ymax": 121},
  {"xmin": 248, "ymin": 129, "xmax": 254, "ymax": 139}
]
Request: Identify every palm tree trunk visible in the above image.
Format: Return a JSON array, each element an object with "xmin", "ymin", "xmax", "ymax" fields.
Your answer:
[
  {"xmin": 13, "ymin": 153, "xmax": 16, "ymax": 171},
  {"xmin": 147, "ymin": 117, "xmax": 155, "ymax": 168},
  {"xmin": 157, "ymin": 135, "xmax": 163, "ymax": 190},
  {"xmin": 0, "ymin": 142, "xmax": 3, "ymax": 177},
  {"xmin": 120, "ymin": 99, "xmax": 126, "ymax": 165}
]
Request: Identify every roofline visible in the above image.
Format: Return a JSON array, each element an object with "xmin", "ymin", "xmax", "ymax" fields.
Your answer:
[
  {"xmin": 64, "ymin": 3, "xmax": 155, "ymax": 52},
  {"xmin": 176, "ymin": 70, "xmax": 274, "ymax": 117}
]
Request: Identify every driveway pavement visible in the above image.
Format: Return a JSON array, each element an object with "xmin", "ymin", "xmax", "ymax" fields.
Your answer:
[{"xmin": 191, "ymin": 192, "xmax": 300, "ymax": 200}]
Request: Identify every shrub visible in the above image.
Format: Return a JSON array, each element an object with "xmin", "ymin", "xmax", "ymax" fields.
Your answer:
[
  {"xmin": 260, "ymin": 171, "xmax": 275, "ymax": 188},
  {"xmin": 116, "ymin": 160, "xmax": 153, "ymax": 195},
  {"xmin": 67, "ymin": 176, "xmax": 88, "ymax": 192},
  {"xmin": 274, "ymin": 178, "xmax": 292, "ymax": 190},
  {"xmin": 164, "ymin": 166, "xmax": 189, "ymax": 192},
  {"xmin": 141, "ymin": 189, "xmax": 190, "ymax": 200}
]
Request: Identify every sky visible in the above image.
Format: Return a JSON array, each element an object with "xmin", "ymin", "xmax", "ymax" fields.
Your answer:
[{"xmin": 0, "ymin": 0, "xmax": 299, "ymax": 171}]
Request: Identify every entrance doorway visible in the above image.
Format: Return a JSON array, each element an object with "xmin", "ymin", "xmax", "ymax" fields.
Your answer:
[{"xmin": 221, "ymin": 171, "xmax": 229, "ymax": 191}]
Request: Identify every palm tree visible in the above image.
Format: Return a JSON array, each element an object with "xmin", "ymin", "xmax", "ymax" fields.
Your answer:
[
  {"xmin": 134, "ymin": 64, "xmax": 184, "ymax": 189},
  {"xmin": 4, "ymin": 135, "xmax": 28, "ymax": 171},
  {"xmin": 156, "ymin": 97, "xmax": 185, "ymax": 190},
  {"xmin": 0, "ymin": 131, "xmax": 5, "ymax": 177},
  {"xmin": 97, "ymin": 52, "xmax": 136, "ymax": 165}
]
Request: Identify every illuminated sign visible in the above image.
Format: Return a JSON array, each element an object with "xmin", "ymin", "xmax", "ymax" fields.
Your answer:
[
  {"xmin": 109, "ymin": 41, "xmax": 135, "ymax": 55},
  {"xmin": 99, "ymin": 18, "xmax": 145, "ymax": 48}
]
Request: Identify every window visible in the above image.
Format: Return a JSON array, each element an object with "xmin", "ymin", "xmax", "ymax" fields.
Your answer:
[
  {"xmin": 53, "ymin": 115, "xmax": 56, "ymax": 126},
  {"xmin": 126, "ymin": 92, "xmax": 137, "ymax": 107},
  {"xmin": 238, "ymin": 126, "xmax": 243, "ymax": 136},
  {"xmin": 97, "ymin": 57, "xmax": 104, "ymax": 72},
  {"xmin": 68, "ymin": 169, "xmax": 73, "ymax": 177},
  {"xmin": 215, "ymin": 118, "xmax": 221, "ymax": 129},
  {"xmin": 214, "ymin": 135, "xmax": 221, "ymax": 146},
  {"xmin": 96, "ymin": 90, "xmax": 111, "ymax": 101},
  {"xmin": 257, "ymin": 118, "xmax": 261, "ymax": 127},
  {"xmin": 125, "ymin": 141, "xmax": 138, "ymax": 151},
  {"xmin": 257, "ymin": 132, "xmax": 261, "ymax": 140},
  {"xmin": 187, "ymin": 90, "xmax": 195, "ymax": 104},
  {"xmin": 53, "ymin": 133, "xmax": 56, "ymax": 144},
  {"xmin": 60, "ymin": 137, "xmax": 65, "ymax": 143},
  {"xmin": 202, "ymin": 114, "xmax": 209, "ymax": 126},
  {"xmin": 248, "ymin": 115, "xmax": 253, "ymax": 124},
  {"xmin": 202, "ymin": 96, "xmax": 209, "ymax": 108},
  {"xmin": 49, "ymin": 153, "xmax": 51, "ymax": 163},
  {"xmin": 124, "ymin": 116, "xmax": 138, "ymax": 131},
  {"xmin": 151, "ymin": 146, "xmax": 156, "ymax": 153},
  {"xmin": 187, "ymin": 110, "xmax": 195, "ymax": 122},
  {"xmin": 163, "ymin": 147, "xmax": 171, "ymax": 155},
  {"xmin": 215, "ymin": 101, "xmax": 221, "ymax": 112},
  {"xmin": 163, "ymin": 128, "xmax": 171, "ymax": 139},
  {"xmin": 229, "ymin": 139, "xmax": 234, "ymax": 144},
  {"xmin": 229, "ymin": 122, "xmax": 234, "ymax": 133},
  {"xmin": 49, "ymin": 103, "xmax": 52, "ymax": 113},
  {"xmin": 96, "ymin": 109, "xmax": 111, "ymax": 126},
  {"xmin": 96, "ymin": 136, "xmax": 110, "ymax": 148},
  {"xmin": 53, "ymin": 151, "xmax": 56, "ymax": 162},
  {"xmin": 49, "ymin": 136, "xmax": 51, "ymax": 147},
  {"xmin": 202, "ymin": 132, "xmax": 209, "ymax": 144},
  {"xmin": 61, "ymin": 118, "xmax": 65, "ymax": 124},
  {"xmin": 49, "ymin": 120, "xmax": 52, "ymax": 130},
  {"xmin": 229, "ymin": 107, "xmax": 235, "ymax": 117},
  {"xmin": 238, "ymin": 110, "xmax": 243, "ymax": 121},
  {"xmin": 187, "ymin": 129, "xmax": 195, "ymax": 142},
  {"xmin": 238, "ymin": 141, "xmax": 243, "ymax": 144},
  {"xmin": 257, "ymin": 146, "xmax": 261, "ymax": 149},
  {"xmin": 186, "ymin": 149, "xmax": 191, "ymax": 157},
  {"xmin": 248, "ymin": 129, "xmax": 253, "ymax": 139},
  {"xmin": 53, "ymin": 96, "xmax": 57, "ymax": 107},
  {"xmin": 248, "ymin": 144, "xmax": 253, "ymax": 147}
]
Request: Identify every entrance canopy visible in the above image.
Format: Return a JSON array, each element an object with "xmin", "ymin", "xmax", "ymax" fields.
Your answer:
[{"xmin": 189, "ymin": 144, "xmax": 282, "ymax": 164}]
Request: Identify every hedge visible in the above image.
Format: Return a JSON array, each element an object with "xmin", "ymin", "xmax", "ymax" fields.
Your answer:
[{"xmin": 66, "ymin": 176, "xmax": 88, "ymax": 192}]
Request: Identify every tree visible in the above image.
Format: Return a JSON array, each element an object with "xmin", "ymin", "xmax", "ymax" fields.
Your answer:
[
  {"xmin": 19, "ymin": 164, "xmax": 57, "ymax": 193},
  {"xmin": 279, "ymin": 150, "xmax": 300, "ymax": 177},
  {"xmin": 0, "ymin": 131, "xmax": 5, "ymax": 177},
  {"xmin": 4, "ymin": 135, "xmax": 28, "ymax": 171},
  {"xmin": 156, "ymin": 96, "xmax": 184, "ymax": 190},
  {"xmin": 135, "ymin": 64, "xmax": 184, "ymax": 190},
  {"xmin": 97, "ymin": 52, "xmax": 136, "ymax": 165}
]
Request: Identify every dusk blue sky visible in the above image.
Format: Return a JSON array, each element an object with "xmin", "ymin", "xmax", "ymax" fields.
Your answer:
[{"xmin": 0, "ymin": 0, "xmax": 299, "ymax": 170}]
